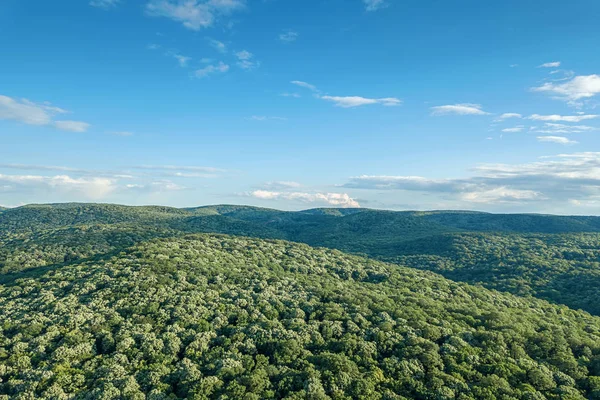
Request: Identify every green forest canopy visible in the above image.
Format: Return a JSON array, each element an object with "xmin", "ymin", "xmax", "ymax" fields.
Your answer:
[
  {"xmin": 1, "ymin": 234, "xmax": 600, "ymax": 399},
  {"xmin": 2, "ymin": 203, "xmax": 600, "ymax": 315}
]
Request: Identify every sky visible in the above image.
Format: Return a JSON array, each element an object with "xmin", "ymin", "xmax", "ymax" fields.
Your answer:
[{"xmin": 1, "ymin": 0, "xmax": 600, "ymax": 213}]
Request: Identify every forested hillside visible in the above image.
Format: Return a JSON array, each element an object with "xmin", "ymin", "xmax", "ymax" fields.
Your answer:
[
  {"xmin": 2, "ymin": 235, "xmax": 600, "ymax": 399},
  {"xmin": 2, "ymin": 203, "xmax": 600, "ymax": 316},
  {"xmin": 388, "ymin": 233, "xmax": 600, "ymax": 315}
]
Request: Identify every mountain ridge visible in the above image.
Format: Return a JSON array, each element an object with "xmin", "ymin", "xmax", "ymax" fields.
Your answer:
[
  {"xmin": 1, "ymin": 233, "xmax": 600, "ymax": 398},
  {"xmin": 3, "ymin": 202, "xmax": 600, "ymax": 315}
]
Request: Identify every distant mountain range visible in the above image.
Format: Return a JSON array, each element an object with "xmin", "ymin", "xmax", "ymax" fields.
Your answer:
[
  {"xmin": 2, "ymin": 203, "xmax": 600, "ymax": 315},
  {"xmin": 2, "ymin": 203, "xmax": 600, "ymax": 398}
]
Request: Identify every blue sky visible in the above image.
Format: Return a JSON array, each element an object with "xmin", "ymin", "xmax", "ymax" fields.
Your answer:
[{"xmin": 1, "ymin": 0, "xmax": 600, "ymax": 213}]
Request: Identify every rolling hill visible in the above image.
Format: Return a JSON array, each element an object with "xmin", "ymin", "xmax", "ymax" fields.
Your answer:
[
  {"xmin": 1, "ymin": 234, "xmax": 600, "ymax": 399},
  {"xmin": 2, "ymin": 203, "xmax": 600, "ymax": 316}
]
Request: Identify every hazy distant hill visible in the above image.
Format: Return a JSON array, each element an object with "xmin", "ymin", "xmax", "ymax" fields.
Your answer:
[
  {"xmin": 1, "ymin": 234, "xmax": 599, "ymax": 399},
  {"xmin": 2, "ymin": 203, "xmax": 600, "ymax": 315}
]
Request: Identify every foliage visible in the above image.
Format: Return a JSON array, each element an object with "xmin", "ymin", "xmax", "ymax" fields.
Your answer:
[
  {"xmin": 1, "ymin": 235, "xmax": 600, "ymax": 399},
  {"xmin": 3, "ymin": 203, "xmax": 600, "ymax": 315},
  {"xmin": 388, "ymin": 232, "xmax": 600, "ymax": 315}
]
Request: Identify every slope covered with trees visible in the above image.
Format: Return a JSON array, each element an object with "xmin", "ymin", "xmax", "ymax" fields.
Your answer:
[
  {"xmin": 2, "ymin": 203, "xmax": 600, "ymax": 316},
  {"xmin": 1, "ymin": 235, "xmax": 600, "ymax": 399},
  {"xmin": 387, "ymin": 232, "xmax": 600, "ymax": 315}
]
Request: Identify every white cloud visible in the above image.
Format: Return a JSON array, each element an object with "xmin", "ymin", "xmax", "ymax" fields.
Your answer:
[
  {"xmin": 344, "ymin": 175, "xmax": 459, "ymax": 192},
  {"xmin": 208, "ymin": 39, "xmax": 227, "ymax": 53},
  {"xmin": 0, "ymin": 95, "xmax": 90, "ymax": 132},
  {"xmin": 263, "ymin": 181, "xmax": 301, "ymax": 190},
  {"xmin": 461, "ymin": 187, "xmax": 541, "ymax": 203},
  {"xmin": 279, "ymin": 30, "xmax": 298, "ymax": 43},
  {"xmin": 0, "ymin": 95, "xmax": 54, "ymax": 125},
  {"xmin": 0, "ymin": 164, "xmax": 87, "ymax": 173},
  {"xmin": 430, "ymin": 103, "xmax": 490, "ymax": 116},
  {"xmin": 132, "ymin": 165, "xmax": 225, "ymax": 178},
  {"xmin": 171, "ymin": 53, "xmax": 191, "ymax": 67},
  {"xmin": 90, "ymin": 0, "xmax": 120, "ymax": 9},
  {"xmin": 194, "ymin": 62, "xmax": 229, "ymax": 78},
  {"xmin": 146, "ymin": 0, "xmax": 245, "ymax": 31},
  {"xmin": 53, "ymin": 120, "xmax": 91, "ymax": 133},
  {"xmin": 235, "ymin": 50, "xmax": 259, "ymax": 69},
  {"xmin": 249, "ymin": 116, "xmax": 286, "ymax": 121},
  {"xmin": 280, "ymin": 93, "xmax": 301, "ymax": 98},
  {"xmin": 495, "ymin": 113, "xmax": 522, "ymax": 121},
  {"xmin": 235, "ymin": 50, "xmax": 252, "ymax": 60},
  {"xmin": 531, "ymin": 123, "xmax": 596, "ymax": 134},
  {"xmin": 290, "ymin": 80, "xmax": 318, "ymax": 92},
  {"xmin": 111, "ymin": 131, "xmax": 135, "ymax": 136},
  {"xmin": 502, "ymin": 126, "xmax": 525, "ymax": 133},
  {"xmin": 124, "ymin": 179, "xmax": 187, "ymax": 192},
  {"xmin": 251, "ymin": 190, "xmax": 360, "ymax": 208},
  {"xmin": 537, "ymin": 136, "xmax": 578, "ymax": 145},
  {"xmin": 291, "ymin": 82, "xmax": 400, "ymax": 108},
  {"xmin": 0, "ymin": 174, "xmax": 115, "ymax": 199},
  {"xmin": 532, "ymin": 74, "xmax": 600, "ymax": 101},
  {"xmin": 364, "ymin": 0, "xmax": 387, "ymax": 11},
  {"xmin": 342, "ymin": 153, "xmax": 600, "ymax": 208},
  {"xmin": 134, "ymin": 165, "xmax": 224, "ymax": 172},
  {"xmin": 527, "ymin": 114, "xmax": 599, "ymax": 123},
  {"xmin": 538, "ymin": 61, "xmax": 561, "ymax": 68},
  {"xmin": 152, "ymin": 180, "xmax": 186, "ymax": 191},
  {"xmin": 320, "ymin": 96, "xmax": 401, "ymax": 108}
]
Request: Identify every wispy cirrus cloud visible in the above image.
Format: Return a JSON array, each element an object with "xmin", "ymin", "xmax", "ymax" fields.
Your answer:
[
  {"xmin": 291, "ymin": 80, "xmax": 319, "ymax": 92},
  {"xmin": 54, "ymin": 121, "xmax": 91, "ymax": 133},
  {"xmin": 208, "ymin": 39, "xmax": 227, "ymax": 53},
  {"xmin": 235, "ymin": 50, "xmax": 259, "ymax": 69},
  {"xmin": 132, "ymin": 165, "xmax": 226, "ymax": 178},
  {"xmin": 537, "ymin": 136, "xmax": 578, "ymax": 145},
  {"xmin": 145, "ymin": 0, "xmax": 246, "ymax": 31},
  {"xmin": 169, "ymin": 52, "xmax": 191, "ymax": 67},
  {"xmin": 262, "ymin": 181, "xmax": 301, "ymax": 190},
  {"xmin": 0, "ymin": 162, "xmax": 226, "ymax": 203},
  {"xmin": 532, "ymin": 74, "xmax": 600, "ymax": 103},
  {"xmin": 148, "ymin": 45, "xmax": 192, "ymax": 68},
  {"xmin": 461, "ymin": 187, "xmax": 542, "ymax": 204},
  {"xmin": 289, "ymin": 81, "xmax": 399, "ymax": 108},
  {"xmin": 342, "ymin": 153, "xmax": 600, "ymax": 208},
  {"xmin": 90, "ymin": 0, "xmax": 120, "ymax": 9},
  {"xmin": 495, "ymin": 113, "xmax": 522, "ymax": 121},
  {"xmin": 250, "ymin": 190, "xmax": 360, "ymax": 208},
  {"xmin": 194, "ymin": 62, "xmax": 229, "ymax": 78},
  {"xmin": 343, "ymin": 175, "xmax": 542, "ymax": 204},
  {"xmin": 0, "ymin": 173, "xmax": 116, "ymax": 199},
  {"xmin": 280, "ymin": 93, "xmax": 301, "ymax": 98},
  {"xmin": 538, "ymin": 61, "xmax": 561, "ymax": 68},
  {"xmin": 126, "ymin": 180, "xmax": 187, "ymax": 192},
  {"xmin": 502, "ymin": 126, "xmax": 525, "ymax": 133},
  {"xmin": 110, "ymin": 131, "xmax": 135, "ymax": 137},
  {"xmin": 133, "ymin": 165, "xmax": 225, "ymax": 172},
  {"xmin": 279, "ymin": 30, "xmax": 298, "ymax": 43},
  {"xmin": 0, "ymin": 164, "xmax": 90, "ymax": 173},
  {"xmin": 431, "ymin": 103, "xmax": 490, "ymax": 116},
  {"xmin": 248, "ymin": 116, "xmax": 287, "ymax": 121},
  {"xmin": 363, "ymin": 0, "xmax": 387, "ymax": 12},
  {"xmin": 531, "ymin": 123, "xmax": 597, "ymax": 134},
  {"xmin": 527, "ymin": 114, "xmax": 599, "ymax": 123},
  {"xmin": 321, "ymin": 96, "xmax": 401, "ymax": 108},
  {"xmin": 0, "ymin": 95, "xmax": 91, "ymax": 132}
]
